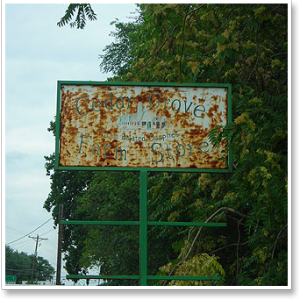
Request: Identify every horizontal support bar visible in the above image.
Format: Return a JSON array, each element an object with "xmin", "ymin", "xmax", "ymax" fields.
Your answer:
[
  {"xmin": 61, "ymin": 220, "xmax": 140, "ymax": 226},
  {"xmin": 67, "ymin": 275, "xmax": 140, "ymax": 280},
  {"xmin": 61, "ymin": 220, "xmax": 226, "ymax": 227},
  {"xmin": 66, "ymin": 274, "xmax": 221, "ymax": 281},
  {"xmin": 148, "ymin": 221, "xmax": 226, "ymax": 227},
  {"xmin": 57, "ymin": 166, "xmax": 232, "ymax": 174},
  {"xmin": 148, "ymin": 276, "xmax": 221, "ymax": 281}
]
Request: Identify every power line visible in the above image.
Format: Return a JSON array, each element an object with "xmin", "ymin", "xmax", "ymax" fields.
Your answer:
[
  {"xmin": 9, "ymin": 239, "xmax": 33, "ymax": 249},
  {"xmin": 6, "ymin": 218, "xmax": 52, "ymax": 246},
  {"xmin": 40, "ymin": 228, "xmax": 56, "ymax": 237}
]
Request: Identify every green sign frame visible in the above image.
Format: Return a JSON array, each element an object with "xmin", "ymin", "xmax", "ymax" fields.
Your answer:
[
  {"xmin": 55, "ymin": 81, "xmax": 232, "ymax": 173},
  {"xmin": 56, "ymin": 81, "xmax": 231, "ymax": 286}
]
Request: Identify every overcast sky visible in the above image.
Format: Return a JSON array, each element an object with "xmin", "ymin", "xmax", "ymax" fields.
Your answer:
[{"xmin": 4, "ymin": 1, "xmax": 137, "ymax": 286}]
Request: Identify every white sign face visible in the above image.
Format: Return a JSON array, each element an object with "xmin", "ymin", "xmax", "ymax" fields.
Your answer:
[{"xmin": 56, "ymin": 82, "xmax": 231, "ymax": 171}]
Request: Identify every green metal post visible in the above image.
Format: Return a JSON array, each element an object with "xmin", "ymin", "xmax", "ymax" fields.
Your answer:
[{"xmin": 140, "ymin": 170, "xmax": 148, "ymax": 286}]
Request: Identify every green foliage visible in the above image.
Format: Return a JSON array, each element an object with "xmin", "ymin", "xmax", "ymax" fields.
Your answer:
[
  {"xmin": 99, "ymin": 21, "xmax": 139, "ymax": 77},
  {"xmin": 5, "ymin": 246, "xmax": 55, "ymax": 284},
  {"xmin": 46, "ymin": 3, "xmax": 288, "ymax": 286},
  {"xmin": 160, "ymin": 253, "xmax": 225, "ymax": 286},
  {"xmin": 57, "ymin": 4, "xmax": 97, "ymax": 29},
  {"xmin": 75, "ymin": 172, "xmax": 140, "ymax": 286}
]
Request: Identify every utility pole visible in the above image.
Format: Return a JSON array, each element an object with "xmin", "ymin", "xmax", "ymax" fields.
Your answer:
[
  {"xmin": 28, "ymin": 234, "xmax": 47, "ymax": 284},
  {"xmin": 56, "ymin": 204, "xmax": 64, "ymax": 285}
]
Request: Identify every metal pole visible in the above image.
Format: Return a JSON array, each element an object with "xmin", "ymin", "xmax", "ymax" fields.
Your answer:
[
  {"xmin": 30, "ymin": 234, "xmax": 39, "ymax": 284},
  {"xmin": 56, "ymin": 204, "xmax": 64, "ymax": 285},
  {"xmin": 29, "ymin": 234, "xmax": 48, "ymax": 284},
  {"xmin": 139, "ymin": 170, "xmax": 148, "ymax": 286}
]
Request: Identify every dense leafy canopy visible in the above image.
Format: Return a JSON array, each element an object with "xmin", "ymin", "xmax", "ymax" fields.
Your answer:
[{"xmin": 45, "ymin": 4, "xmax": 288, "ymax": 286}]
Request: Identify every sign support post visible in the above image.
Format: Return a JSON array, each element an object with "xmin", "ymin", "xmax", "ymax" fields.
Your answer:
[
  {"xmin": 56, "ymin": 204, "xmax": 64, "ymax": 285},
  {"xmin": 139, "ymin": 170, "xmax": 148, "ymax": 286}
]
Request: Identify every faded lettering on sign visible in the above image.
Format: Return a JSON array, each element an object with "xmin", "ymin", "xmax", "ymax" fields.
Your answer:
[{"xmin": 58, "ymin": 83, "xmax": 229, "ymax": 169}]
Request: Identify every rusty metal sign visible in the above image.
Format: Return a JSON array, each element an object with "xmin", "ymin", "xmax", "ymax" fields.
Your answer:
[{"xmin": 55, "ymin": 81, "xmax": 232, "ymax": 172}]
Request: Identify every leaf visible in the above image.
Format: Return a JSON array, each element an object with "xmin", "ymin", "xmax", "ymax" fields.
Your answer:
[{"xmin": 57, "ymin": 4, "xmax": 97, "ymax": 29}]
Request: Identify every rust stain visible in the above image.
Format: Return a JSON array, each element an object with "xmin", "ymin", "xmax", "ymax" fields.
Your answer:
[{"xmin": 58, "ymin": 84, "xmax": 229, "ymax": 169}]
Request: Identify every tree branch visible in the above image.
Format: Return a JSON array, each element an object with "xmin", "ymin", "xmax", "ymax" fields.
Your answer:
[
  {"xmin": 184, "ymin": 207, "xmax": 247, "ymax": 262},
  {"xmin": 179, "ymin": 5, "xmax": 190, "ymax": 82},
  {"xmin": 236, "ymin": 218, "xmax": 242, "ymax": 285},
  {"xmin": 164, "ymin": 207, "xmax": 248, "ymax": 284},
  {"xmin": 128, "ymin": 4, "xmax": 206, "ymax": 81},
  {"xmin": 269, "ymin": 4, "xmax": 287, "ymax": 17},
  {"xmin": 272, "ymin": 224, "xmax": 287, "ymax": 259},
  {"xmin": 127, "ymin": 24, "xmax": 179, "ymax": 81}
]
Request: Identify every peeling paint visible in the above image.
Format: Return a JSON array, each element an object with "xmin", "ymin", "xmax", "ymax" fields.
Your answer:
[{"xmin": 57, "ymin": 83, "xmax": 230, "ymax": 170}]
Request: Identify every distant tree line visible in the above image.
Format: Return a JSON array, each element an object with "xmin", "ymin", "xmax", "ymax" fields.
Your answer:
[{"xmin": 5, "ymin": 245, "xmax": 55, "ymax": 284}]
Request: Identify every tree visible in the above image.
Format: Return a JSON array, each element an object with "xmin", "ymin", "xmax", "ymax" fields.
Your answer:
[
  {"xmin": 47, "ymin": 3, "xmax": 288, "ymax": 286},
  {"xmin": 5, "ymin": 246, "xmax": 55, "ymax": 284},
  {"xmin": 100, "ymin": 4, "xmax": 287, "ymax": 285}
]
